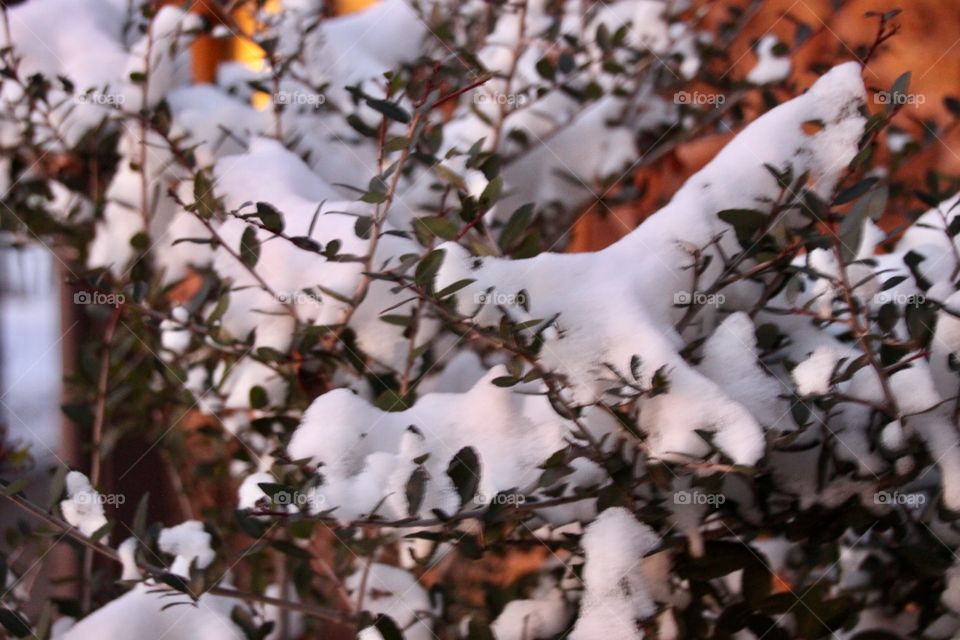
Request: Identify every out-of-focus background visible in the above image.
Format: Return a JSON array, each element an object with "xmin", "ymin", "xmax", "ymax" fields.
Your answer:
[{"xmin": 573, "ymin": 0, "xmax": 960, "ymax": 250}]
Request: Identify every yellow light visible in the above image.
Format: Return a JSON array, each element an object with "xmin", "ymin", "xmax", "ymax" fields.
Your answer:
[{"xmin": 231, "ymin": 0, "xmax": 378, "ymax": 109}]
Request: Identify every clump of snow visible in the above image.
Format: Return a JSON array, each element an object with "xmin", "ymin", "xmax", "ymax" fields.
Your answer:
[
  {"xmin": 746, "ymin": 35, "xmax": 791, "ymax": 84},
  {"xmin": 347, "ymin": 563, "xmax": 434, "ymax": 640},
  {"xmin": 792, "ymin": 346, "xmax": 841, "ymax": 396},
  {"xmin": 117, "ymin": 538, "xmax": 142, "ymax": 582},
  {"xmin": 886, "ymin": 129, "xmax": 912, "ymax": 154},
  {"xmin": 261, "ymin": 583, "xmax": 305, "ymax": 640},
  {"xmin": 157, "ymin": 520, "xmax": 216, "ymax": 577},
  {"xmin": 697, "ymin": 312, "xmax": 788, "ymax": 428},
  {"xmin": 570, "ymin": 508, "xmax": 659, "ymax": 640},
  {"xmin": 491, "ymin": 591, "xmax": 570, "ymax": 640},
  {"xmin": 57, "ymin": 584, "xmax": 241, "ymax": 640},
  {"xmin": 943, "ymin": 562, "xmax": 960, "ymax": 613},
  {"xmin": 60, "ymin": 471, "xmax": 108, "ymax": 537},
  {"xmin": 435, "ymin": 63, "xmax": 866, "ymax": 466},
  {"xmin": 288, "ymin": 367, "xmax": 574, "ymax": 522},
  {"xmin": 880, "ymin": 420, "xmax": 905, "ymax": 451},
  {"xmin": 160, "ymin": 306, "xmax": 191, "ymax": 357}
]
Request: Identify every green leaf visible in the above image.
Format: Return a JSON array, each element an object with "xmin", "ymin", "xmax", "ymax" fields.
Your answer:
[
  {"xmin": 413, "ymin": 216, "xmax": 459, "ymax": 241},
  {"xmin": 877, "ymin": 302, "xmax": 899, "ymax": 332},
  {"xmin": 479, "ymin": 176, "xmax": 503, "ymax": 209},
  {"xmin": 718, "ymin": 209, "xmax": 769, "ymax": 246},
  {"xmin": 374, "ymin": 388, "xmax": 410, "ymax": 412},
  {"xmin": 207, "ymin": 292, "xmax": 230, "ymax": 325},
  {"xmin": 90, "ymin": 521, "xmax": 113, "ymax": 543},
  {"xmin": 891, "ymin": 71, "xmax": 911, "ymax": 102},
  {"xmin": 0, "ymin": 478, "xmax": 28, "ymax": 497},
  {"xmin": 535, "ymin": 58, "xmax": 556, "ymax": 81},
  {"xmin": 47, "ymin": 465, "xmax": 68, "ymax": 509},
  {"xmin": 249, "ymin": 385, "xmax": 269, "ymax": 409},
  {"xmin": 834, "ymin": 177, "xmax": 878, "ymax": 205},
  {"xmin": 254, "ymin": 202, "xmax": 284, "ymax": 233},
  {"xmin": 839, "ymin": 186, "xmax": 886, "ymax": 262},
  {"xmin": 271, "ymin": 540, "xmax": 311, "ymax": 559},
  {"xmin": 194, "ymin": 171, "xmax": 219, "ymax": 219},
  {"xmin": 360, "ymin": 190, "xmax": 387, "ymax": 204},
  {"xmin": 436, "ymin": 278, "xmax": 475, "ymax": 298},
  {"xmin": 257, "ymin": 482, "xmax": 294, "ymax": 501},
  {"xmin": 368, "ymin": 615, "xmax": 403, "ymax": 640},
  {"xmin": 365, "ymin": 98, "xmax": 410, "ymax": 124},
  {"xmin": 499, "ymin": 203, "xmax": 534, "ymax": 250},
  {"xmin": 159, "ymin": 572, "xmax": 193, "ymax": 595},
  {"xmin": 132, "ymin": 493, "xmax": 150, "ymax": 540},
  {"xmin": 406, "ymin": 466, "xmax": 428, "ymax": 516},
  {"xmin": 379, "ymin": 314, "xmax": 413, "ymax": 328},
  {"xmin": 239, "ymin": 226, "xmax": 261, "ymax": 268},
  {"xmin": 288, "ymin": 236, "xmax": 321, "ymax": 252},
  {"xmin": 355, "ymin": 216, "xmax": 373, "ymax": 239},
  {"xmin": 415, "ymin": 249, "xmax": 446, "ymax": 293},
  {"xmin": 0, "ymin": 607, "xmax": 31, "ymax": 638},
  {"xmin": 447, "ymin": 447, "xmax": 480, "ymax": 508},
  {"xmin": 905, "ymin": 300, "xmax": 936, "ymax": 347},
  {"xmin": 384, "ymin": 136, "xmax": 410, "ymax": 152}
]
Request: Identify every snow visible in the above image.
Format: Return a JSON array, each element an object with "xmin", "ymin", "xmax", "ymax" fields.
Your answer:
[
  {"xmin": 118, "ymin": 538, "xmax": 142, "ymax": 581},
  {"xmin": 60, "ymin": 472, "xmax": 108, "ymax": 537},
  {"xmin": 792, "ymin": 346, "xmax": 841, "ymax": 396},
  {"xmin": 491, "ymin": 592, "xmax": 570, "ymax": 640},
  {"xmin": 944, "ymin": 562, "xmax": 960, "ymax": 613},
  {"xmin": 347, "ymin": 563, "xmax": 434, "ymax": 640},
  {"xmin": 570, "ymin": 508, "xmax": 659, "ymax": 640},
  {"xmin": 160, "ymin": 306, "xmax": 192, "ymax": 357},
  {"xmin": 261, "ymin": 583, "xmax": 305, "ymax": 640},
  {"xmin": 886, "ymin": 129, "xmax": 912, "ymax": 153},
  {"xmin": 157, "ymin": 520, "xmax": 216, "ymax": 577},
  {"xmin": 57, "ymin": 584, "xmax": 243, "ymax": 640},
  {"xmin": 697, "ymin": 312, "xmax": 788, "ymax": 429},
  {"xmin": 435, "ymin": 62, "xmax": 866, "ymax": 466},
  {"xmin": 746, "ymin": 35, "xmax": 791, "ymax": 85},
  {"xmin": 288, "ymin": 366, "xmax": 573, "ymax": 522}
]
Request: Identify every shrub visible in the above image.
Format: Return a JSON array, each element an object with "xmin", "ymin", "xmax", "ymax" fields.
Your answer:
[{"xmin": 0, "ymin": 1, "xmax": 958, "ymax": 639}]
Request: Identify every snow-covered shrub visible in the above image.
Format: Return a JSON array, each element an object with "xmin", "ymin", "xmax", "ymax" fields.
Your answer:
[{"xmin": 1, "ymin": 1, "xmax": 959, "ymax": 639}]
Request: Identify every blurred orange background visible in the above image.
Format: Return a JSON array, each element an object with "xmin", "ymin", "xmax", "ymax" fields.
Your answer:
[{"xmin": 182, "ymin": 0, "xmax": 960, "ymax": 250}]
